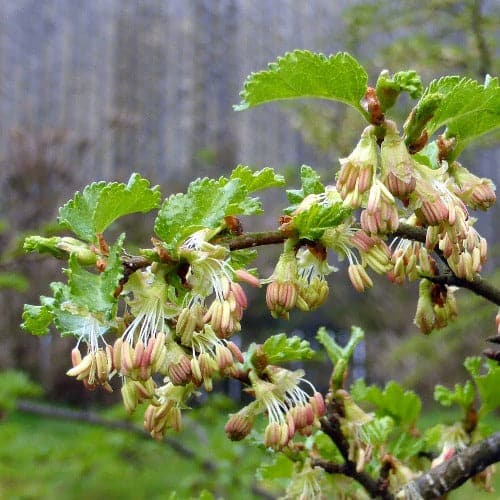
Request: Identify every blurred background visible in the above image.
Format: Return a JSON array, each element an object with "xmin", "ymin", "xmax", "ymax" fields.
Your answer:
[{"xmin": 0, "ymin": 1, "xmax": 499, "ymax": 498}]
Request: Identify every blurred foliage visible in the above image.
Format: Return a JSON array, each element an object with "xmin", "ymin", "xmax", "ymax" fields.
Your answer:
[
  {"xmin": 0, "ymin": 370, "xmax": 42, "ymax": 414},
  {"xmin": 0, "ymin": 395, "xmax": 269, "ymax": 500}
]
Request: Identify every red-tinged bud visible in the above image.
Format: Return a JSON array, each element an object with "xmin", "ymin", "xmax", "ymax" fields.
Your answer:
[
  {"xmin": 229, "ymin": 282, "xmax": 248, "ymax": 309},
  {"xmin": 310, "ymin": 392, "xmax": 326, "ymax": 417},
  {"xmin": 234, "ymin": 269, "xmax": 261, "ymax": 288},
  {"xmin": 168, "ymin": 356, "xmax": 192, "ymax": 386},
  {"xmin": 225, "ymin": 413, "xmax": 254, "ymax": 441},
  {"xmin": 348, "ymin": 264, "xmax": 373, "ymax": 292},
  {"xmin": 226, "ymin": 341, "xmax": 244, "ymax": 364},
  {"xmin": 266, "ymin": 280, "xmax": 298, "ymax": 319},
  {"xmin": 71, "ymin": 347, "xmax": 82, "ymax": 367},
  {"xmin": 215, "ymin": 344, "xmax": 233, "ymax": 371},
  {"xmin": 264, "ymin": 422, "xmax": 283, "ymax": 449}
]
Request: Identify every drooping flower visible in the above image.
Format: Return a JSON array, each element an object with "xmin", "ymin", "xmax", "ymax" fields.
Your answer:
[
  {"xmin": 337, "ymin": 125, "xmax": 378, "ymax": 208},
  {"xmin": 295, "ymin": 247, "xmax": 335, "ymax": 311}
]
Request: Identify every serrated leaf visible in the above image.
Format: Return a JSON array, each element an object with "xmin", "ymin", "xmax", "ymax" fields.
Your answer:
[
  {"xmin": 464, "ymin": 356, "xmax": 482, "ymax": 377},
  {"xmin": 65, "ymin": 235, "xmax": 124, "ymax": 316},
  {"xmin": 228, "ymin": 249, "xmax": 258, "ymax": 270},
  {"xmin": 357, "ymin": 381, "xmax": 421, "ymax": 428},
  {"xmin": 376, "ymin": 70, "xmax": 423, "ymax": 111},
  {"xmin": 422, "ymin": 76, "xmax": 500, "ymax": 158},
  {"xmin": 389, "ymin": 431, "xmax": 425, "ymax": 461},
  {"xmin": 262, "ymin": 333, "xmax": 314, "ymax": 364},
  {"xmin": 256, "ymin": 454, "xmax": 294, "ymax": 481},
  {"xmin": 58, "ymin": 174, "xmax": 161, "ymax": 242},
  {"xmin": 59, "ymin": 181, "xmax": 106, "ymax": 241},
  {"xmin": 235, "ymin": 50, "xmax": 369, "ymax": 118},
  {"xmin": 21, "ymin": 303, "xmax": 54, "ymax": 336},
  {"xmin": 360, "ymin": 416, "xmax": 394, "ymax": 446},
  {"xmin": 155, "ymin": 178, "xmax": 248, "ymax": 253},
  {"xmin": 229, "ymin": 165, "xmax": 285, "ymax": 192},
  {"xmin": 434, "ymin": 381, "xmax": 475, "ymax": 412},
  {"xmin": 52, "ymin": 306, "xmax": 110, "ymax": 340},
  {"xmin": 286, "ymin": 165, "xmax": 324, "ymax": 210},
  {"xmin": 93, "ymin": 173, "xmax": 161, "ymax": 234},
  {"xmin": 473, "ymin": 362, "xmax": 500, "ymax": 417},
  {"xmin": 292, "ymin": 202, "xmax": 350, "ymax": 240}
]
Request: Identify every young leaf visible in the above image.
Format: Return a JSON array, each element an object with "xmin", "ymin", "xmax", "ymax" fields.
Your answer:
[
  {"xmin": 256, "ymin": 454, "xmax": 294, "ymax": 481},
  {"xmin": 58, "ymin": 174, "xmax": 161, "ymax": 242},
  {"xmin": 472, "ymin": 361, "xmax": 500, "ymax": 417},
  {"xmin": 93, "ymin": 173, "xmax": 161, "ymax": 234},
  {"xmin": 286, "ymin": 165, "xmax": 325, "ymax": 211},
  {"xmin": 262, "ymin": 333, "xmax": 314, "ymax": 363},
  {"xmin": 154, "ymin": 177, "xmax": 246, "ymax": 253},
  {"xmin": 422, "ymin": 76, "xmax": 500, "ymax": 159},
  {"xmin": 235, "ymin": 50, "xmax": 369, "ymax": 118},
  {"xmin": 21, "ymin": 303, "xmax": 54, "ymax": 336},
  {"xmin": 434, "ymin": 381, "xmax": 475, "ymax": 413},
  {"xmin": 58, "ymin": 181, "xmax": 106, "ymax": 242},
  {"xmin": 355, "ymin": 381, "xmax": 422, "ymax": 428},
  {"xmin": 229, "ymin": 165, "xmax": 285, "ymax": 192},
  {"xmin": 317, "ymin": 326, "xmax": 364, "ymax": 364},
  {"xmin": 291, "ymin": 201, "xmax": 350, "ymax": 240},
  {"xmin": 376, "ymin": 69, "xmax": 423, "ymax": 111},
  {"xmin": 65, "ymin": 235, "xmax": 124, "ymax": 316}
]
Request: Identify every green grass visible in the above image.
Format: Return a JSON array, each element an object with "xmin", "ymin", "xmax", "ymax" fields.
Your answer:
[
  {"xmin": 0, "ymin": 404, "xmax": 498, "ymax": 499},
  {"xmin": 0, "ymin": 400, "xmax": 267, "ymax": 500}
]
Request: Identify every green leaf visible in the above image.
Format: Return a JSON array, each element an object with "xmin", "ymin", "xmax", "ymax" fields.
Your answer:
[
  {"xmin": 434, "ymin": 381, "xmax": 475, "ymax": 413},
  {"xmin": 286, "ymin": 165, "xmax": 325, "ymax": 211},
  {"xmin": 376, "ymin": 70, "xmax": 423, "ymax": 111},
  {"xmin": 262, "ymin": 334, "xmax": 314, "ymax": 364},
  {"xmin": 229, "ymin": 165, "xmax": 285, "ymax": 192},
  {"xmin": 58, "ymin": 174, "xmax": 161, "ymax": 242},
  {"xmin": 317, "ymin": 326, "xmax": 364, "ymax": 364},
  {"xmin": 21, "ymin": 303, "xmax": 54, "ymax": 336},
  {"xmin": 235, "ymin": 50, "xmax": 368, "ymax": 118},
  {"xmin": 355, "ymin": 381, "xmax": 421, "ymax": 428},
  {"xmin": 292, "ymin": 201, "xmax": 350, "ymax": 240},
  {"xmin": 306, "ymin": 431, "xmax": 343, "ymax": 461},
  {"xmin": 388, "ymin": 431, "xmax": 425, "ymax": 462},
  {"xmin": 360, "ymin": 416, "xmax": 394, "ymax": 446},
  {"xmin": 65, "ymin": 235, "xmax": 124, "ymax": 316},
  {"xmin": 422, "ymin": 76, "xmax": 500, "ymax": 158},
  {"xmin": 472, "ymin": 361, "xmax": 500, "ymax": 417},
  {"xmin": 59, "ymin": 181, "xmax": 106, "ymax": 242},
  {"xmin": 227, "ymin": 249, "xmax": 258, "ymax": 270},
  {"xmin": 93, "ymin": 173, "xmax": 161, "ymax": 234},
  {"xmin": 154, "ymin": 178, "xmax": 246, "ymax": 253},
  {"xmin": 256, "ymin": 454, "xmax": 294, "ymax": 481}
]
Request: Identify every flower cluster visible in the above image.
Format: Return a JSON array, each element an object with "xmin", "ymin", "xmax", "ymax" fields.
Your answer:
[{"xmin": 225, "ymin": 366, "xmax": 325, "ymax": 450}]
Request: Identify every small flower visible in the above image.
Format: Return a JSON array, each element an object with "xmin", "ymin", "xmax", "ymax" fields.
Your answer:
[
  {"xmin": 414, "ymin": 279, "xmax": 458, "ymax": 334},
  {"xmin": 380, "ymin": 122, "xmax": 417, "ymax": 200},
  {"xmin": 337, "ymin": 126, "xmax": 378, "ymax": 208},
  {"xmin": 296, "ymin": 247, "xmax": 335, "ymax": 311},
  {"xmin": 361, "ymin": 179, "xmax": 399, "ymax": 234},
  {"xmin": 264, "ymin": 245, "xmax": 299, "ymax": 319},
  {"xmin": 143, "ymin": 380, "xmax": 194, "ymax": 440},
  {"xmin": 121, "ymin": 266, "xmax": 173, "ymax": 348},
  {"xmin": 247, "ymin": 367, "xmax": 325, "ymax": 450},
  {"xmin": 65, "ymin": 313, "xmax": 113, "ymax": 391},
  {"xmin": 449, "ymin": 161, "xmax": 496, "ymax": 210}
]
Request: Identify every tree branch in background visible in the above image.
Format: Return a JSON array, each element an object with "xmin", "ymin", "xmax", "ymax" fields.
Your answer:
[
  {"xmin": 15, "ymin": 400, "xmax": 276, "ymax": 500},
  {"xmin": 401, "ymin": 431, "xmax": 500, "ymax": 499}
]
